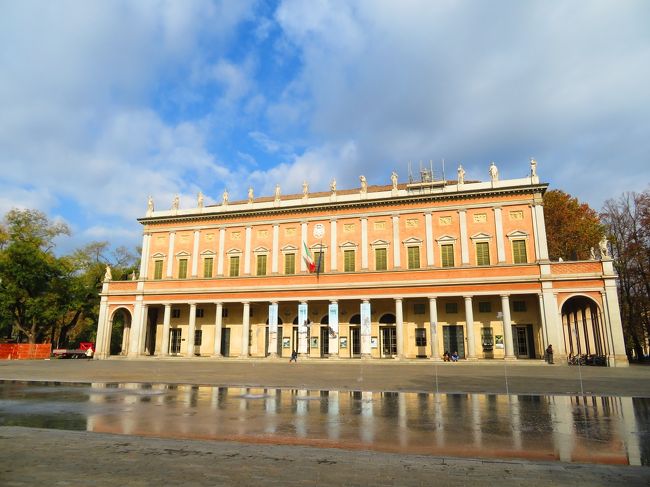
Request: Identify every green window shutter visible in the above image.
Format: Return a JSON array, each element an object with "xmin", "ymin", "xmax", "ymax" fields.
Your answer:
[
  {"xmin": 441, "ymin": 244, "xmax": 455, "ymax": 267},
  {"xmin": 407, "ymin": 246, "xmax": 420, "ymax": 269},
  {"xmin": 154, "ymin": 260, "xmax": 163, "ymax": 280},
  {"xmin": 513, "ymin": 240, "xmax": 527, "ymax": 264},
  {"xmin": 344, "ymin": 250, "xmax": 355, "ymax": 272},
  {"xmin": 257, "ymin": 254, "xmax": 267, "ymax": 276},
  {"xmin": 203, "ymin": 257, "xmax": 213, "ymax": 278},
  {"xmin": 284, "ymin": 253, "xmax": 295, "ymax": 274},
  {"xmin": 375, "ymin": 248, "xmax": 387, "ymax": 270},
  {"xmin": 229, "ymin": 256, "xmax": 240, "ymax": 277},
  {"xmin": 178, "ymin": 259, "xmax": 188, "ymax": 279},
  {"xmin": 476, "ymin": 242, "xmax": 490, "ymax": 266},
  {"xmin": 314, "ymin": 251, "xmax": 325, "ymax": 273}
]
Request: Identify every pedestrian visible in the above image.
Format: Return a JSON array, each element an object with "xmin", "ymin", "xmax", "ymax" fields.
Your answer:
[
  {"xmin": 289, "ymin": 350, "xmax": 298, "ymax": 363},
  {"xmin": 545, "ymin": 344, "xmax": 554, "ymax": 364},
  {"xmin": 451, "ymin": 351, "xmax": 459, "ymax": 362},
  {"xmin": 85, "ymin": 347, "xmax": 94, "ymax": 360}
]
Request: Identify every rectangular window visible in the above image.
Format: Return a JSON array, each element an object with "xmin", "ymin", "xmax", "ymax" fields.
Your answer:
[
  {"xmin": 256, "ymin": 254, "xmax": 267, "ymax": 276},
  {"xmin": 344, "ymin": 250, "xmax": 355, "ymax": 272},
  {"xmin": 415, "ymin": 328, "xmax": 427, "ymax": 346},
  {"xmin": 375, "ymin": 248, "xmax": 387, "ymax": 271},
  {"xmin": 171, "ymin": 308, "xmax": 181, "ymax": 319},
  {"xmin": 476, "ymin": 242, "xmax": 490, "ymax": 266},
  {"xmin": 222, "ymin": 308, "xmax": 228, "ymax": 318},
  {"xmin": 413, "ymin": 303, "xmax": 426, "ymax": 315},
  {"xmin": 314, "ymin": 251, "xmax": 325, "ymax": 273},
  {"xmin": 178, "ymin": 258, "xmax": 188, "ymax": 279},
  {"xmin": 203, "ymin": 257, "xmax": 213, "ymax": 278},
  {"xmin": 153, "ymin": 260, "xmax": 163, "ymax": 280},
  {"xmin": 441, "ymin": 244, "xmax": 455, "ymax": 267},
  {"xmin": 194, "ymin": 329, "xmax": 202, "ymax": 346},
  {"xmin": 512, "ymin": 240, "xmax": 527, "ymax": 264},
  {"xmin": 513, "ymin": 301, "xmax": 527, "ymax": 312},
  {"xmin": 229, "ymin": 256, "xmax": 240, "ymax": 277},
  {"xmin": 196, "ymin": 308, "xmax": 204, "ymax": 318},
  {"xmin": 478, "ymin": 301, "xmax": 492, "ymax": 313},
  {"xmin": 407, "ymin": 246, "xmax": 420, "ymax": 269},
  {"xmin": 284, "ymin": 253, "xmax": 295, "ymax": 275},
  {"xmin": 445, "ymin": 302, "xmax": 458, "ymax": 314}
]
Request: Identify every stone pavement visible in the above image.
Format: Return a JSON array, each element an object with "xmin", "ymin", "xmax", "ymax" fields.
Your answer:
[{"xmin": 1, "ymin": 359, "xmax": 649, "ymax": 486}]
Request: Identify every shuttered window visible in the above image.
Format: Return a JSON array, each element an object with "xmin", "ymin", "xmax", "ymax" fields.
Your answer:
[
  {"xmin": 407, "ymin": 246, "xmax": 420, "ymax": 269},
  {"xmin": 284, "ymin": 253, "xmax": 295, "ymax": 275},
  {"xmin": 229, "ymin": 256, "xmax": 240, "ymax": 277},
  {"xmin": 375, "ymin": 248, "xmax": 387, "ymax": 270},
  {"xmin": 314, "ymin": 251, "xmax": 325, "ymax": 273},
  {"xmin": 344, "ymin": 250, "xmax": 355, "ymax": 272},
  {"xmin": 256, "ymin": 254, "xmax": 267, "ymax": 276},
  {"xmin": 178, "ymin": 258, "xmax": 188, "ymax": 279},
  {"xmin": 203, "ymin": 257, "xmax": 213, "ymax": 278},
  {"xmin": 476, "ymin": 242, "xmax": 490, "ymax": 266},
  {"xmin": 153, "ymin": 260, "xmax": 163, "ymax": 280},
  {"xmin": 441, "ymin": 244, "xmax": 455, "ymax": 267},
  {"xmin": 512, "ymin": 240, "xmax": 527, "ymax": 264}
]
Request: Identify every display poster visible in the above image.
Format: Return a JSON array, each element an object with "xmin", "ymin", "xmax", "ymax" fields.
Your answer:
[
  {"xmin": 360, "ymin": 301, "xmax": 371, "ymax": 336},
  {"xmin": 328, "ymin": 302, "xmax": 339, "ymax": 335},
  {"xmin": 298, "ymin": 303, "xmax": 308, "ymax": 332},
  {"xmin": 268, "ymin": 303, "xmax": 278, "ymax": 334}
]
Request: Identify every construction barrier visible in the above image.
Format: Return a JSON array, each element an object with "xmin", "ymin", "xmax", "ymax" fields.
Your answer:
[{"xmin": 0, "ymin": 344, "xmax": 52, "ymax": 360}]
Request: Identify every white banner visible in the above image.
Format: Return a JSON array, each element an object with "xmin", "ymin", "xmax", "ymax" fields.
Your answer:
[
  {"xmin": 328, "ymin": 303, "xmax": 339, "ymax": 335},
  {"xmin": 360, "ymin": 301, "xmax": 371, "ymax": 336},
  {"xmin": 268, "ymin": 303, "xmax": 278, "ymax": 334},
  {"xmin": 298, "ymin": 303, "xmax": 308, "ymax": 332}
]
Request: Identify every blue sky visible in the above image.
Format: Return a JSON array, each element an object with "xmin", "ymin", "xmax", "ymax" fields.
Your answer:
[{"xmin": 1, "ymin": 0, "xmax": 649, "ymax": 253}]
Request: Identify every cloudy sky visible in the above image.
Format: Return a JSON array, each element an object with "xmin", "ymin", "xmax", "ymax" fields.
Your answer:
[{"xmin": 1, "ymin": 0, "xmax": 649, "ymax": 252}]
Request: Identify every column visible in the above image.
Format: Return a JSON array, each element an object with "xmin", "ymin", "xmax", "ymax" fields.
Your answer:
[
  {"xmin": 161, "ymin": 304, "xmax": 171, "ymax": 356},
  {"xmin": 425, "ymin": 212, "xmax": 434, "ymax": 267},
  {"xmin": 501, "ymin": 294, "xmax": 516, "ymax": 359},
  {"xmin": 533, "ymin": 203, "xmax": 549, "ymax": 261},
  {"xmin": 213, "ymin": 302, "xmax": 223, "ymax": 357},
  {"xmin": 542, "ymin": 286, "xmax": 564, "ymax": 358},
  {"xmin": 95, "ymin": 294, "xmax": 109, "ymax": 359},
  {"xmin": 240, "ymin": 302, "xmax": 250, "ymax": 358},
  {"xmin": 330, "ymin": 219, "xmax": 338, "ymax": 271},
  {"xmin": 138, "ymin": 233, "xmax": 150, "ymax": 280},
  {"xmin": 392, "ymin": 215, "xmax": 401, "ymax": 268},
  {"xmin": 328, "ymin": 300, "xmax": 339, "ymax": 358},
  {"xmin": 138, "ymin": 304, "xmax": 149, "ymax": 356},
  {"xmin": 538, "ymin": 294, "xmax": 548, "ymax": 348},
  {"xmin": 300, "ymin": 222, "xmax": 308, "ymax": 272},
  {"xmin": 191, "ymin": 230, "xmax": 200, "ymax": 277},
  {"xmin": 429, "ymin": 297, "xmax": 441, "ymax": 361},
  {"xmin": 361, "ymin": 217, "xmax": 368, "ymax": 270},
  {"xmin": 459, "ymin": 210, "xmax": 469, "ymax": 265},
  {"xmin": 244, "ymin": 226, "xmax": 252, "ymax": 275},
  {"xmin": 395, "ymin": 298, "xmax": 404, "ymax": 358},
  {"xmin": 217, "ymin": 228, "xmax": 225, "ymax": 276},
  {"xmin": 602, "ymin": 282, "xmax": 629, "ymax": 367},
  {"xmin": 128, "ymin": 297, "xmax": 144, "ymax": 357},
  {"xmin": 298, "ymin": 301, "xmax": 308, "ymax": 356},
  {"xmin": 464, "ymin": 296, "xmax": 476, "ymax": 359},
  {"xmin": 187, "ymin": 303, "xmax": 197, "ymax": 357},
  {"xmin": 360, "ymin": 299, "xmax": 371, "ymax": 358},
  {"xmin": 494, "ymin": 207, "xmax": 506, "ymax": 263},
  {"xmin": 271, "ymin": 224, "xmax": 279, "ymax": 274},
  {"xmin": 267, "ymin": 301, "xmax": 278, "ymax": 358},
  {"xmin": 165, "ymin": 232, "xmax": 176, "ymax": 278}
]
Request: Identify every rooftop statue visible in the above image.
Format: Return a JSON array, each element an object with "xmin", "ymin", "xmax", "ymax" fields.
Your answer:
[
  {"xmin": 457, "ymin": 164, "xmax": 465, "ymax": 185},
  {"xmin": 171, "ymin": 194, "xmax": 179, "ymax": 210},
  {"xmin": 330, "ymin": 178, "xmax": 337, "ymax": 193},
  {"xmin": 248, "ymin": 187, "xmax": 254, "ymax": 203},
  {"xmin": 104, "ymin": 265, "xmax": 112, "ymax": 281},
  {"xmin": 391, "ymin": 171, "xmax": 398, "ymax": 190},
  {"xmin": 275, "ymin": 184, "xmax": 281, "ymax": 201},
  {"xmin": 599, "ymin": 236, "xmax": 609, "ymax": 258},
  {"xmin": 197, "ymin": 191, "xmax": 204, "ymax": 208},
  {"xmin": 489, "ymin": 162, "xmax": 499, "ymax": 182},
  {"xmin": 530, "ymin": 158, "xmax": 537, "ymax": 177},
  {"xmin": 222, "ymin": 189, "xmax": 229, "ymax": 206},
  {"xmin": 303, "ymin": 180, "xmax": 309, "ymax": 198},
  {"xmin": 360, "ymin": 175, "xmax": 367, "ymax": 193},
  {"xmin": 146, "ymin": 195, "xmax": 154, "ymax": 215}
]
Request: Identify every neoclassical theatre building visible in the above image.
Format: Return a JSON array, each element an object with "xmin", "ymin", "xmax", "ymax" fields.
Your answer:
[{"xmin": 95, "ymin": 161, "xmax": 628, "ymax": 366}]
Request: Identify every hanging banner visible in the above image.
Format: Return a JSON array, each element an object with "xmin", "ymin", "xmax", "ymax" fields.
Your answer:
[
  {"xmin": 298, "ymin": 303, "xmax": 308, "ymax": 332},
  {"xmin": 360, "ymin": 301, "xmax": 371, "ymax": 336},
  {"xmin": 328, "ymin": 302, "xmax": 339, "ymax": 337},
  {"xmin": 268, "ymin": 303, "xmax": 278, "ymax": 334}
]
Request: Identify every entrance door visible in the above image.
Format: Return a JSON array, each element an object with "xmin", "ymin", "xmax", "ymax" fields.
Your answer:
[
  {"xmin": 351, "ymin": 327, "xmax": 361, "ymax": 357},
  {"xmin": 277, "ymin": 326, "xmax": 283, "ymax": 355},
  {"xmin": 443, "ymin": 325, "xmax": 465, "ymax": 358},
  {"xmin": 170, "ymin": 329, "xmax": 182, "ymax": 355},
  {"xmin": 513, "ymin": 325, "xmax": 536, "ymax": 358},
  {"xmin": 221, "ymin": 328, "xmax": 230, "ymax": 357},
  {"xmin": 380, "ymin": 326, "xmax": 397, "ymax": 357},
  {"xmin": 320, "ymin": 327, "xmax": 329, "ymax": 357}
]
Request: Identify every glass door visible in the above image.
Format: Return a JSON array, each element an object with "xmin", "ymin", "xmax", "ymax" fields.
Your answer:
[
  {"xmin": 170, "ymin": 329, "xmax": 182, "ymax": 355},
  {"xmin": 380, "ymin": 327, "xmax": 397, "ymax": 357}
]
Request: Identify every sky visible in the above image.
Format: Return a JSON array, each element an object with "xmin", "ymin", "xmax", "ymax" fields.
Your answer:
[{"xmin": 1, "ymin": 0, "xmax": 649, "ymax": 253}]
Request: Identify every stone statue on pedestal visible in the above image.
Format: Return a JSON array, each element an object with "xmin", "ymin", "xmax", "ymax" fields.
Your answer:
[
  {"xmin": 171, "ymin": 194, "xmax": 179, "ymax": 211},
  {"xmin": 302, "ymin": 181, "xmax": 309, "ymax": 198},
  {"xmin": 599, "ymin": 237, "xmax": 609, "ymax": 258},
  {"xmin": 248, "ymin": 187, "xmax": 254, "ymax": 203},
  {"xmin": 275, "ymin": 184, "xmax": 281, "ymax": 201},
  {"xmin": 457, "ymin": 165, "xmax": 465, "ymax": 185},
  {"xmin": 104, "ymin": 265, "xmax": 112, "ymax": 281},
  {"xmin": 147, "ymin": 195, "xmax": 154, "ymax": 215},
  {"xmin": 530, "ymin": 158, "xmax": 537, "ymax": 177},
  {"xmin": 489, "ymin": 162, "xmax": 499, "ymax": 182},
  {"xmin": 197, "ymin": 191, "xmax": 204, "ymax": 209},
  {"xmin": 391, "ymin": 171, "xmax": 398, "ymax": 190},
  {"xmin": 222, "ymin": 189, "xmax": 229, "ymax": 206},
  {"xmin": 359, "ymin": 175, "xmax": 367, "ymax": 193},
  {"xmin": 330, "ymin": 179, "xmax": 337, "ymax": 193}
]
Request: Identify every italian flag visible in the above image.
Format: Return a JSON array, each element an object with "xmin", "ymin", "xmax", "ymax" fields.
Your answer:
[{"xmin": 303, "ymin": 241, "xmax": 316, "ymax": 273}]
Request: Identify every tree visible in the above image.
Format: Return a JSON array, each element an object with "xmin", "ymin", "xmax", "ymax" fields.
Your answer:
[{"xmin": 543, "ymin": 189, "xmax": 604, "ymax": 261}]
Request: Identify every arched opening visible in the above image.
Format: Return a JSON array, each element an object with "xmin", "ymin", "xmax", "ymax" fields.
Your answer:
[
  {"xmin": 109, "ymin": 307, "xmax": 132, "ymax": 356},
  {"xmin": 561, "ymin": 295, "xmax": 607, "ymax": 360},
  {"xmin": 379, "ymin": 313, "xmax": 397, "ymax": 358},
  {"xmin": 319, "ymin": 315, "xmax": 330, "ymax": 356}
]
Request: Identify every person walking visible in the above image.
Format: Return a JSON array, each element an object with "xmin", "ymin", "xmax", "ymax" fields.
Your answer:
[
  {"xmin": 545, "ymin": 344, "xmax": 554, "ymax": 364},
  {"xmin": 289, "ymin": 350, "xmax": 298, "ymax": 363}
]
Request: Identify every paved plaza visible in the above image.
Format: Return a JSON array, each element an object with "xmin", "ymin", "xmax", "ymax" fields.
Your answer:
[{"xmin": 1, "ymin": 359, "xmax": 649, "ymax": 486}]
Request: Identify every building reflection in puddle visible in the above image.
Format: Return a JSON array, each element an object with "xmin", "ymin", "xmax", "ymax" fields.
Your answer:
[{"xmin": 0, "ymin": 381, "xmax": 647, "ymax": 466}]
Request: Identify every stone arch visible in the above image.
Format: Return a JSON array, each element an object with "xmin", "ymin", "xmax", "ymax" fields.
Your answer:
[
  {"xmin": 109, "ymin": 306, "xmax": 132, "ymax": 357},
  {"xmin": 349, "ymin": 314, "xmax": 361, "ymax": 324},
  {"xmin": 379, "ymin": 313, "xmax": 396, "ymax": 324},
  {"xmin": 320, "ymin": 315, "xmax": 329, "ymax": 325},
  {"xmin": 560, "ymin": 295, "xmax": 607, "ymax": 358}
]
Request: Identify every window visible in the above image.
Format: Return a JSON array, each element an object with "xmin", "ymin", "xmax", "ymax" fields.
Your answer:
[
  {"xmin": 284, "ymin": 253, "xmax": 295, "ymax": 275},
  {"xmin": 171, "ymin": 308, "xmax": 181, "ymax": 319},
  {"xmin": 441, "ymin": 244, "xmax": 455, "ymax": 267},
  {"xmin": 513, "ymin": 301, "xmax": 527, "ymax": 312},
  {"xmin": 196, "ymin": 308, "xmax": 204, "ymax": 318},
  {"xmin": 476, "ymin": 242, "xmax": 490, "ymax": 266},
  {"xmin": 415, "ymin": 328, "xmax": 427, "ymax": 346},
  {"xmin": 178, "ymin": 258, "xmax": 188, "ymax": 279},
  {"xmin": 481, "ymin": 327, "xmax": 494, "ymax": 350},
  {"xmin": 194, "ymin": 329, "xmax": 202, "ymax": 346},
  {"xmin": 153, "ymin": 260, "xmax": 163, "ymax": 280},
  {"xmin": 203, "ymin": 257, "xmax": 213, "ymax": 278},
  {"xmin": 314, "ymin": 251, "xmax": 325, "ymax": 273},
  {"xmin": 445, "ymin": 302, "xmax": 458, "ymax": 314},
  {"xmin": 413, "ymin": 303, "xmax": 426, "ymax": 315},
  {"xmin": 375, "ymin": 248, "xmax": 387, "ymax": 271},
  {"xmin": 512, "ymin": 240, "xmax": 527, "ymax": 264},
  {"xmin": 229, "ymin": 256, "xmax": 240, "ymax": 277},
  {"xmin": 344, "ymin": 250, "xmax": 355, "ymax": 272},
  {"xmin": 407, "ymin": 246, "xmax": 420, "ymax": 269},
  {"xmin": 256, "ymin": 254, "xmax": 267, "ymax": 276},
  {"xmin": 478, "ymin": 301, "xmax": 492, "ymax": 313},
  {"xmin": 222, "ymin": 308, "xmax": 228, "ymax": 318}
]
